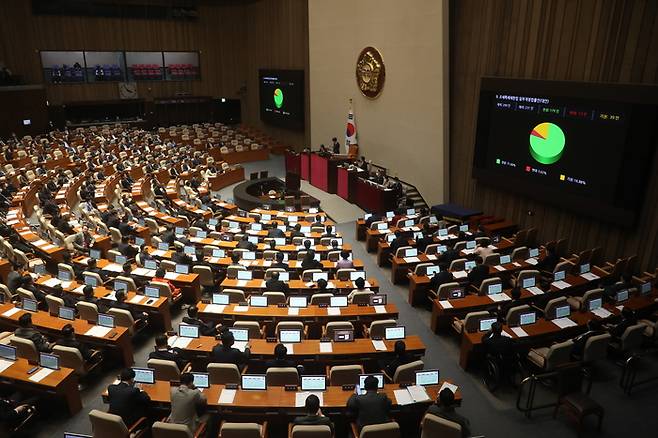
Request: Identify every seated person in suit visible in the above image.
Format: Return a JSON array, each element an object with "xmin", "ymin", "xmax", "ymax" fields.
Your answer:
[
  {"xmin": 107, "ymin": 368, "xmax": 151, "ymax": 428},
  {"xmin": 149, "ymin": 334, "xmax": 188, "ymax": 370},
  {"xmin": 117, "ymin": 236, "xmax": 138, "ymax": 259},
  {"xmin": 416, "ymin": 226, "xmax": 435, "ymax": 253},
  {"xmin": 336, "ymin": 250, "xmax": 354, "ymax": 269},
  {"xmin": 474, "ymin": 242, "xmax": 494, "ymax": 259},
  {"xmin": 321, "ymin": 225, "xmax": 336, "ymax": 238},
  {"xmin": 236, "ymin": 235, "xmax": 256, "ymax": 251},
  {"xmin": 382, "ymin": 340, "xmax": 413, "ymax": 380},
  {"xmin": 265, "ymin": 343, "xmax": 297, "ymax": 369},
  {"xmin": 536, "ymin": 246, "xmax": 559, "ymax": 272},
  {"xmin": 0, "ymin": 396, "xmax": 36, "ymax": 430},
  {"xmin": 265, "ymin": 271, "xmax": 289, "ymax": 294},
  {"xmin": 56, "ymin": 324, "xmax": 100, "ymax": 363},
  {"xmin": 389, "ymin": 231, "xmax": 408, "ymax": 256},
  {"xmin": 169, "ymin": 372, "xmax": 207, "ymax": 433},
  {"xmin": 14, "ymin": 314, "xmax": 52, "ymax": 352},
  {"xmin": 429, "ymin": 264, "xmax": 454, "ymax": 293},
  {"xmin": 426, "ymin": 388, "xmax": 471, "ymax": 438},
  {"xmin": 172, "ymin": 247, "xmax": 193, "ymax": 266},
  {"xmin": 49, "ymin": 285, "xmax": 78, "ymax": 309},
  {"xmin": 290, "ymin": 223, "xmax": 305, "ymax": 238},
  {"xmin": 439, "ymin": 245, "xmax": 460, "ymax": 266},
  {"xmin": 79, "ymin": 285, "xmax": 108, "ymax": 313},
  {"xmin": 183, "ymin": 305, "xmax": 221, "ymax": 336},
  {"xmin": 152, "ymin": 268, "xmax": 181, "ymax": 297},
  {"xmin": 572, "ymin": 319, "xmax": 605, "ymax": 359},
  {"xmin": 85, "ymin": 258, "xmax": 108, "ymax": 282},
  {"xmin": 482, "ymin": 321, "xmax": 515, "ymax": 364},
  {"xmin": 72, "ymin": 225, "xmax": 94, "ymax": 253},
  {"xmin": 348, "ymin": 277, "xmax": 370, "ymax": 302},
  {"xmin": 267, "ymin": 221, "xmax": 285, "ymax": 238},
  {"xmin": 311, "ymin": 215, "xmax": 324, "ymax": 228},
  {"xmin": 271, "ymin": 252, "xmax": 288, "ymax": 270},
  {"xmin": 111, "ymin": 290, "xmax": 148, "ymax": 321},
  {"xmin": 210, "ymin": 331, "xmax": 250, "ymax": 367},
  {"xmin": 301, "ymin": 250, "xmax": 323, "ymax": 270},
  {"xmin": 315, "ymin": 278, "xmax": 334, "ymax": 294},
  {"xmin": 293, "ymin": 394, "xmax": 334, "ymax": 433},
  {"xmin": 497, "ymin": 287, "xmax": 522, "ymax": 321},
  {"xmin": 347, "ymin": 375, "xmax": 392, "ymax": 431},
  {"xmin": 467, "ymin": 257, "xmax": 489, "ymax": 288},
  {"xmin": 364, "ymin": 213, "xmax": 382, "ymax": 229}
]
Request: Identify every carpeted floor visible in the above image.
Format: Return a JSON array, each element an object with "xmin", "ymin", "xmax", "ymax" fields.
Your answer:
[{"xmin": 31, "ymin": 156, "xmax": 658, "ymax": 438}]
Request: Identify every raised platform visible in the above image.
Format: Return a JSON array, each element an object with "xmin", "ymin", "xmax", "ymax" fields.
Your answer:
[{"xmin": 233, "ymin": 177, "xmax": 320, "ymax": 211}]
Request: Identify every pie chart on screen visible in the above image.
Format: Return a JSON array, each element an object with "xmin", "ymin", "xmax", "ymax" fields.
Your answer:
[
  {"xmin": 273, "ymin": 88, "xmax": 284, "ymax": 109},
  {"xmin": 529, "ymin": 122, "xmax": 565, "ymax": 165}
]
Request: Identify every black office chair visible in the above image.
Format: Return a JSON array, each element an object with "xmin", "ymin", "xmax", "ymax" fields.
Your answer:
[
  {"xmin": 259, "ymin": 171, "xmax": 269, "ymax": 179},
  {"xmin": 249, "ymin": 172, "xmax": 259, "ymax": 180}
]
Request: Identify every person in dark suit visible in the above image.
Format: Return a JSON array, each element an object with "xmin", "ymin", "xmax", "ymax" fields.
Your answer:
[
  {"xmin": 84, "ymin": 258, "xmax": 108, "ymax": 282},
  {"xmin": 321, "ymin": 225, "xmax": 336, "ymax": 238},
  {"xmin": 210, "ymin": 331, "xmax": 250, "ymax": 366},
  {"xmin": 50, "ymin": 284, "xmax": 78, "ymax": 309},
  {"xmin": 148, "ymin": 334, "xmax": 188, "ymax": 370},
  {"xmin": 607, "ymin": 307, "xmax": 637, "ymax": 338},
  {"xmin": 467, "ymin": 257, "xmax": 489, "ymax": 288},
  {"xmin": 416, "ymin": 227, "xmax": 435, "ymax": 253},
  {"xmin": 536, "ymin": 246, "xmax": 559, "ymax": 273},
  {"xmin": 265, "ymin": 271, "xmax": 289, "ymax": 294},
  {"xmin": 482, "ymin": 321, "xmax": 515, "ymax": 360},
  {"xmin": 429, "ymin": 265, "xmax": 454, "ymax": 294},
  {"xmin": 364, "ymin": 213, "xmax": 382, "ymax": 229},
  {"xmin": 498, "ymin": 287, "xmax": 522, "ymax": 321},
  {"xmin": 439, "ymin": 246, "xmax": 460, "ymax": 266},
  {"xmin": 264, "ymin": 344, "xmax": 297, "ymax": 369},
  {"xmin": 382, "ymin": 341, "xmax": 413, "ymax": 379},
  {"xmin": 6, "ymin": 263, "xmax": 25, "ymax": 293},
  {"xmin": 78, "ymin": 285, "xmax": 108, "ymax": 313},
  {"xmin": 311, "ymin": 215, "xmax": 324, "ymax": 228},
  {"xmin": 107, "ymin": 368, "xmax": 151, "ymax": 427},
  {"xmin": 301, "ymin": 250, "xmax": 322, "ymax": 270},
  {"xmin": 388, "ymin": 231, "xmax": 408, "ymax": 256},
  {"xmin": 293, "ymin": 394, "xmax": 334, "ymax": 433},
  {"xmin": 271, "ymin": 252, "xmax": 288, "ymax": 270},
  {"xmin": 267, "ymin": 222, "xmax": 285, "ymax": 238},
  {"xmin": 236, "ymin": 235, "xmax": 256, "ymax": 251},
  {"xmin": 56, "ymin": 324, "xmax": 98, "ymax": 362},
  {"xmin": 172, "ymin": 247, "xmax": 193, "ymax": 266},
  {"xmin": 347, "ymin": 375, "xmax": 392, "ymax": 431},
  {"xmin": 14, "ymin": 314, "xmax": 52, "ymax": 352},
  {"xmin": 290, "ymin": 224, "xmax": 304, "ymax": 238},
  {"xmin": 331, "ymin": 137, "xmax": 340, "ymax": 154},
  {"xmin": 426, "ymin": 388, "xmax": 471, "ymax": 438},
  {"xmin": 183, "ymin": 305, "xmax": 220, "ymax": 336},
  {"xmin": 110, "ymin": 290, "xmax": 147, "ymax": 321}
]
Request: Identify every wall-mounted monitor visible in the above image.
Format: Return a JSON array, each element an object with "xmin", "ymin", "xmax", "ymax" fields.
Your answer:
[
  {"xmin": 472, "ymin": 77, "xmax": 658, "ymax": 226},
  {"xmin": 259, "ymin": 69, "xmax": 304, "ymax": 130},
  {"xmin": 163, "ymin": 51, "xmax": 200, "ymax": 80},
  {"xmin": 40, "ymin": 51, "xmax": 86, "ymax": 84},
  {"xmin": 125, "ymin": 51, "xmax": 164, "ymax": 81},
  {"xmin": 84, "ymin": 51, "xmax": 126, "ymax": 82}
]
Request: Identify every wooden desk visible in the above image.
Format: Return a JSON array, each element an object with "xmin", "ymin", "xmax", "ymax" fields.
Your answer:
[
  {"xmin": 0, "ymin": 258, "xmax": 11, "ymax": 284},
  {"xmin": 213, "ymin": 148, "xmax": 269, "ymax": 165},
  {"xmin": 0, "ymin": 357, "xmax": 81, "ymax": 415},
  {"xmin": 220, "ymin": 278, "xmax": 380, "ymax": 295},
  {"xmin": 0, "ymin": 304, "xmax": 134, "ymax": 366},
  {"xmin": 354, "ymin": 178, "xmax": 397, "ymax": 214},
  {"xmin": 208, "ymin": 167, "xmax": 245, "ymax": 191},
  {"xmin": 205, "ymin": 257, "xmax": 364, "ymax": 278}
]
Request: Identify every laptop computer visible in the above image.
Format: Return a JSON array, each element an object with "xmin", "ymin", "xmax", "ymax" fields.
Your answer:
[
  {"xmin": 89, "ymin": 249, "xmax": 101, "ymax": 260},
  {"xmin": 301, "ymin": 375, "xmax": 327, "ymax": 391},
  {"xmin": 133, "ymin": 367, "xmax": 155, "ymax": 384},
  {"xmin": 522, "ymin": 277, "xmax": 536, "ymax": 289},
  {"xmin": 350, "ymin": 271, "xmax": 366, "ymax": 281},
  {"xmin": 415, "ymin": 369, "xmax": 440, "ymax": 386},
  {"xmin": 312, "ymin": 272, "xmax": 329, "ymax": 282},
  {"xmin": 587, "ymin": 297, "xmax": 603, "ymax": 311},
  {"xmin": 554, "ymin": 271, "xmax": 566, "ymax": 282},
  {"xmin": 22, "ymin": 298, "xmax": 38, "ymax": 312},
  {"xmin": 384, "ymin": 326, "xmax": 406, "ymax": 340},
  {"xmin": 84, "ymin": 275, "xmax": 98, "ymax": 287},
  {"xmin": 241, "ymin": 374, "xmax": 266, "ymax": 390},
  {"xmin": 499, "ymin": 255, "xmax": 511, "ymax": 264},
  {"xmin": 279, "ymin": 329, "xmax": 302, "ymax": 343},
  {"xmin": 144, "ymin": 259, "xmax": 158, "ymax": 270},
  {"xmin": 179, "ymin": 324, "xmax": 200, "ymax": 338}
]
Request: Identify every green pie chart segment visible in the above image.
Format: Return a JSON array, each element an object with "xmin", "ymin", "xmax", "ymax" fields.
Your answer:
[
  {"xmin": 273, "ymin": 88, "xmax": 284, "ymax": 108},
  {"xmin": 529, "ymin": 122, "xmax": 565, "ymax": 165}
]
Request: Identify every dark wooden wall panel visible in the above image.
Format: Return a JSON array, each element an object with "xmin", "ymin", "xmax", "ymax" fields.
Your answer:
[
  {"xmin": 0, "ymin": 0, "xmax": 309, "ymax": 147},
  {"xmin": 450, "ymin": 0, "xmax": 658, "ymax": 271}
]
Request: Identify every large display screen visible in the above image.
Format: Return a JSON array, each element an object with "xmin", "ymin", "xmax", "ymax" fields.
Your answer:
[
  {"xmin": 472, "ymin": 77, "xmax": 658, "ymax": 226},
  {"xmin": 259, "ymin": 69, "xmax": 304, "ymax": 130}
]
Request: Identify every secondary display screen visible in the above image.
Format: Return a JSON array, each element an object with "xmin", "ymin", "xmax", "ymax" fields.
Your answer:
[
  {"xmin": 473, "ymin": 78, "xmax": 658, "ymax": 226},
  {"xmin": 259, "ymin": 69, "xmax": 304, "ymax": 130}
]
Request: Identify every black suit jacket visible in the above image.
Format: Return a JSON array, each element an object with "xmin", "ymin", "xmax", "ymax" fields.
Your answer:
[
  {"xmin": 426, "ymin": 405, "xmax": 471, "ymax": 438},
  {"xmin": 182, "ymin": 316, "xmax": 217, "ymax": 337},
  {"xmin": 347, "ymin": 391, "xmax": 392, "ymax": 430},
  {"xmin": 210, "ymin": 345, "xmax": 250, "ymax": 366},
  {"xmin": 267, "ymin": 228, "xmax": 285, "ymax": 238},
  {"xmin": 417, "ymin": 236, "xmax": 434, "ymax": 253},
  {"xmin": 429, "ymin": 270, "xmax": 454, "ymax": 293},
  {"xmin": 293, "ymin": 414, "xmax": 334, "ymax": 433},
  {"xmin": 265, "ymin": 279, "xmax": 289, "ymax": 293},
  {"xmin": 107, "ymin": 382, "xmax": 151, "ymax": 426},
  {"xmin": 467, "ymin": 265, "xmax": 490, "ymax": 288},
  {"xmin": 148, "ymin": 348, "xmax": 187, "ymax": 370},
  {"xmin": 172, "ymin": 252, "xmax": 193, "ymax": 265}
]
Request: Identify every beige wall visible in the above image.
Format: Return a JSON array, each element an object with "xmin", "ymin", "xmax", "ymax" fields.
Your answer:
[{"xmin": 308, "ymin": 0, "xmax": 449, "ymax": 205}]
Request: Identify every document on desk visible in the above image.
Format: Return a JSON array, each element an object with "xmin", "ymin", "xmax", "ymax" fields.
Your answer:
[
  {"xmin": 73, "ymin": 285, "xmax": 86, "ymax": 294},
  {"xmin": 527, "ymin": 287, "xmax": 544, "ymax": 295},
  {"xmin": 425, "ymin": 254, "xmax": 438, "ymax": 260},
  {"xmin": 296, "ymin": 392, "xmax": 323, "ymax": 407},
  {"xmin": 551, "ymin": 280, "xmax": 571, "ymax": 290},
  {"xmin": 327, "ymin": 307, "xmax": 341, "ymax": 316},
  {"xmin": 552, "ymin": 317, "xmax": 577, "ymax": 329},
  {"xmin": 407, "ymin": 385, "xmax": 431, "ymax": 402},
  {"xmin": 32, "ymin": 239, "xmax": 48, "ymax": 247},
  {"xmin": 131, "ymin": 268, "xmax": 150, "ymax": 277},
  {"xmin": 42, "ymin": 244, "xmax": 57, "ymax": 251},
  {"xmin": 129, "ymin": 295, "xmax": 146, "ymax": 304},
  {"xmin": 165, "ymin": 272, "xmax": 180, "ymax": 280},
  {"xmin": 43, "ymin": 278, "xmax": 61, "ymax": 288},
  {"xmin": 29, "ymin": 368, "xmax": 55, "ymax": 383},
  {"xmin": 488, "ymin": 293, "xmax": 511, "ymax": 302},
  {"xmin": 511, "ymin": 327, "xmax": 529, "ymax": 337},
  {"xmin": 394, "ymin": 389, "xmax": 414, "ymax": 406},
  {"xmin": 452, "ymin": 271, "xmax": 467, "ymax": 279},
  {"xmin": 374, "ymin": 305, "xmax": 387, "ymax": 314},
  {"xmin": 581, "ymin": 272, "xmax": 600, "ymax": 281},
  {"xmin": 204, "ymin": 304, "xmax": 226, "ymax": 314},
  {"xmin": 233, "ymin": 306, "xmax": 249, "ymax": 312},
  {"xmin": 218, "ymin": 389, "xmax": 236, "ymax": 405},
  {"xmin": 234, "ymin": 341, "xmax": 248, "ymax": 352},
  {"xmin": 236, "ymin": 280, "xmax": 247, "ymax": 287},
  {"xmin": 2, "ymin": 307, "xmax": 21, "ymax": 317},
  {"xmin": 151, "ymin": 250, "xmax": 167, "ymax": 257},
  {"xmin": 591, "ymin": 307, "xmax": 613, "ymax": 318},
  {"xmin": 438, "ymin": 300, "xmax": 453, "ymax": 309},
  {"xmin": 288, "ymin": 307, "xmax": 299, "ymax": 316},
  {"xmin": 439, "ymin": 382, "xmax": 459, "ymax": 394},
  {"xmin": 403, "ymin": 257, "xmax": 420, "ymax": 264},
  {"xmin": 284, "ymin": 343, "xmax": 294, "ymax": 354},
  {"xmin": 0, "ymin": 359, "xmax": 14, "ymax": 373},
  {"xmin": 171, "ymin": 337, "xmax": 193, "ymax": 349},
  {"xmin": 104, "ymin": 263, "xmax": 124, "ymax": 273},
  {"xmin": 326, "ymin": 282, "xmax": 336, "ymax": 289},
  {"xmin": 85, "ymin": 326, "xmax": 112, "ymax": 337},
  {"xmin": 319, "ymin": 342, "xmax": 333, "ymax": 353},
  {"xmin": 525, "ymin": 258, "xmax": 538, "ymax": 265},
  {"xmin": 371, "ymin": 340, "xmax": 387, "ymax": 351},
  {"xmin": 494, "ymin": 265, "xmax": 506, "ymax": 271},
  {"xmin": 104, "ymin": 291, "xmax": 117, "ymax": 301},
  {"xmin": 462, "ymin": 248, "xmax": 476, "ymax": 255}
]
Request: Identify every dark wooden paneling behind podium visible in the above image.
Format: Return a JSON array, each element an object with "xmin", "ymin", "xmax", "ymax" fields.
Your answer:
[
  {"xmin": 0, "ymin": 86, "xmax": 48, "ymax": 138},
  {"xmin": 450, "ymin": 0, "xmax": 658, "ymax": 270}
]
